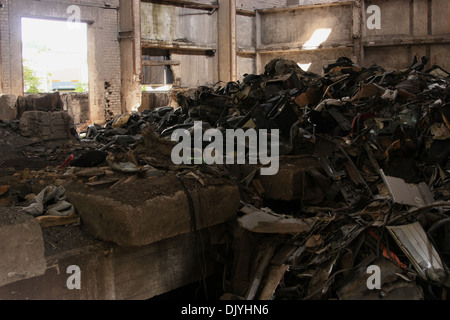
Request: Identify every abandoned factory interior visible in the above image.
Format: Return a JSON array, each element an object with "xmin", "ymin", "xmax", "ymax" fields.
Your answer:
[{"xmin": 1, "ymin": 0, "xmax": 450, "ymax": 305}]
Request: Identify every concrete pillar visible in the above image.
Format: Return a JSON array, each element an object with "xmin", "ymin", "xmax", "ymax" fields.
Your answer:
[
  {"xmin": 218, "ymin": 0, "xmax": 237, "ymax": 83},
  {"xmin": 120, "ymin": 0, "xmax": 142, "ymax": 114},
  {"xmin": 352, "ymin": 0, "xmax": 363, "ymax": 65},
  {"xmin": 255, "ymin": 10, "xmax": 262, "ymax": 75},
  {"xmin": 8, "ymin": 2, "xmax": 24, "ymax": 98}
]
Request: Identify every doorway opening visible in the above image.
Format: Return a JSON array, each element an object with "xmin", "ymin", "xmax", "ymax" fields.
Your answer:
[{"xmin": 21, "ymin": 17, "xmax": 90, "ymax": 124}]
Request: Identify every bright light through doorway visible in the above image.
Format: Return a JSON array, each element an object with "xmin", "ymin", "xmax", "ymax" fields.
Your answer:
[{"xmin": 21, "ymin": 17, "xmax": 88, "ymax": 93}]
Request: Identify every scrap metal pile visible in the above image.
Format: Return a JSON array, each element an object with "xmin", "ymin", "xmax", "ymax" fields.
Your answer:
[{"xmin": 76, "ymin": 57, "xmax": 450, "ymax": 299}]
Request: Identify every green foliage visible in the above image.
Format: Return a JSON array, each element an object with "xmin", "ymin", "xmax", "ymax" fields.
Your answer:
[
  {"xmin": 23, "ymin": 64, "xmax": 43, "ymax": 93},
  {"xmin": 22, "ymin": 46, "xmax": 52, "ymax": 93},
  {"xmin": 75, "ymin": 82, "xmax": 88, "ymax": 93}
]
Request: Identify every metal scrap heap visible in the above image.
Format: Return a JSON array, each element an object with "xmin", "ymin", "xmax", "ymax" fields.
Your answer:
[{"xmin": 11, "ymin": 56, "xmax": 448, "ymax": 300}]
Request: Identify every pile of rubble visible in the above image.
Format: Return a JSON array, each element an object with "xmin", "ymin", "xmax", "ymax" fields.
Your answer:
[
  {"xmin": 1, "ymin": 56, "xmax": 450, "ymax": 300},
  {"xmin": 72, "ymin": 56, "xmax": 450, "ymax": 300}
]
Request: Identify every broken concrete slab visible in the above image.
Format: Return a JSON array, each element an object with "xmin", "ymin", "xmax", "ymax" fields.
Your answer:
[
  {"xmin": 258, "ymin": 156, "xmax": 326, "ymax": 202},
  {"xmin": 65, "ymin": 175, "xmax": 240, "ymax": 247},
  {"xmin": 0, "ymin": 207, "xmax": 47, "ymax": 287},
  {"xmin": 238, "ymin": 204, "xmax": 317, "ymax": 234},
  {"xmin": 16, "ymin": 92, "xmax": 64, "ymax": 119},
  {"xmin": 0, "ymin": 228, "xmax": 214, "ymax": 300},
  {"xmin": 19, "ymin": 110, "xmax": 76, "ymax": 141},
  {"xmin": 0, "ymin": 94, "xmax": 17, "ymax": 121}
]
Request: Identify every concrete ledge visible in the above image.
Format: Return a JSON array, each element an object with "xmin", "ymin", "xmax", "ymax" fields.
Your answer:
[
  {"xmin": 66, "ymin": 180, "xmax": 240, "ymax": 247},
  {"xmin": 0, "ymin": 230, "xmax": 214, "ymax": 300},
  {"xmin": 0, "ymin": 207, "xmax": 47, "ymax": 287}
]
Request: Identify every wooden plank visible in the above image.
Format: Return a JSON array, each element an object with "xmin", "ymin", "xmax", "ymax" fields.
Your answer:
[
  {"xmin": 85, "ymin": 178, "xmax": 121, "ymax": 186},
  {"xmin": 257, "ymin": 1, "xmax": 354, "ymax": 14},
  {"xmin": 236, "ymin": 8, "xmax": 256, "ymax": 17},
  {"xmin": 141, "ymin": 39, "xmax": 216, "ymax": 52},
  {"xmin": 257, "ymin": 43, "xmax": 354, "ymax": 54},
  {"xmin": 142, "ymin": 60, "xmax": 181, "ymax": 66},
  {"xmin": 363, "ymin": 36, "xmax": 450, "ymax": 47},
  {"xmin": 245, "ymin": 241, "xmax": 277, "ymax": 300},
  {"xmin": 140, "ymin": 0, "xmax": 218, "ymax": 11},
  {"xmin": 36, "ymin": 213, "xmax": 80, "ymax": 228},
  {"xmin": 257, "ymin": 264, "xmax": 289, "ymax": 300}
]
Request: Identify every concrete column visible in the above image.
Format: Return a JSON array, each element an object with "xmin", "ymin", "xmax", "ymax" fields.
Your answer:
[
  {"xmin": 120, "ymin": 0, "xmax": 142, "ymax": 114},
  {"xmin": 218, "ymin": 0, "xmax": 237, "ymax": 83},
  {"xmin": 8, "ymin": 2, "xmax": 24, "ymax": 98},
  {"xmin": 352, "ymin": 0, "xmax": 363, "ymax": 65},
  {"xmin": 255, "ymin": 10, "xmax": 262, "ymax": 75}
]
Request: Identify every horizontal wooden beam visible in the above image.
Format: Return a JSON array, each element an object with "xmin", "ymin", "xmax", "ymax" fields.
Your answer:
[
  {"xmin": 363, "ymin": 36, "xmax": 450, "ymax": 47},
  {"xmin": 142, "ymin": 39, "xmax": 216, "ymax": 52},
  {"xmin": 257, "ymin": 0, "xmax": 354, "ymax": 14},
  {"xmin": 140, "ymin": 0, "xmax": 218, "ymax": 11},
  {"xmin": 142, "ymin": 60, "xmax": 181, "ymax": 66},
  {"xmin": 257, "ymin": 43, "xmax": 354, "ymax": 54},
  {"xmin": 236, "ymin": 8, "xmax": 256, "ymax": 16},
  {"xmin": 237, "ymin": 47, "xmax": 256, "ymax": 55}
]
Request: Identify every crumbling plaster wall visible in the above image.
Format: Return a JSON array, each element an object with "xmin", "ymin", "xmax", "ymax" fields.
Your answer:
[
  {"xmin": 256, "ymin": 2, "xmax": 355, "ymax": 75},
  {"xmin": 140, "ymin": 0, "xmax": 288, "ymax": 89},
  {"xmin": 0, "ymin": 0, "xmax": 122, "ymax": 124},
  {"xmin": 363, "ymin": 0, "xmax": 450, "ymax": 72},
  {"xmin": 255, "ymin": 0, "xmax": 450, "ymax": 74},
  {"xmin": 141, "ymin": 2, "xmax": 218, "ymax": 88}
]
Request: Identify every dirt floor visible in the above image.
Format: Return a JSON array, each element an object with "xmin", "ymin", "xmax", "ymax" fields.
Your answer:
[{"xmin": 41, "ymin": 224, "xmax": 101, "ymax": 256}]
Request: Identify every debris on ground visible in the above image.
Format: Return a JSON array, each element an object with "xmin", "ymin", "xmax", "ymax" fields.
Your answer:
[{"xmin": 1, "ymin": 56, "xmax": 449, "ymax": 300}]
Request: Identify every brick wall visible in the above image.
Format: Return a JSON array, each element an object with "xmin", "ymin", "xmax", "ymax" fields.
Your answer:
[
  {"xmin": 101, "ymin": 7, "xmax": 122, "ymax": 120},
  {"xmin": 0, "ymin": 1, "xmax": 11, "ymax": 94},
  {"xmin": 0, "ymin": 0, "xmax": 122, "ymax": 123}
]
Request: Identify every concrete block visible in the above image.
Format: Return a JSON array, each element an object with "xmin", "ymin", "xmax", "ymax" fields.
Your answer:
[
  {"xmin": 66, "ymin": 179, "xmax": 240, "ymax": 247},
  {"xmin": 19, "ymin": 110, "xmax": 75, "ymax": 141},
  {"xmin": 0, "ymin": 207, "xmax": 47, "ymax": 287},
  {"xmin": 0, "ymin": 230, "xmax": 213, "ymax": 300},
  {"xmin": 16, "ymin": 92, "xmax": 63, "ymax": 119},
  {"xmin": 0, "ymin": 94, "xmax": 17, "ymax": 121},
  {"xmin": 258, "ymin": 156, "xmax": 325, "ymax": 201}
]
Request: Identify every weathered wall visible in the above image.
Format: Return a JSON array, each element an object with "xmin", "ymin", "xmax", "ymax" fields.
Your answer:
[
  {"xmin": 362, "ymin": 0, "xmax": 450, "ymax": 71},
  {"xmin": 0, "ymin": 0, "xmax": 122, "ymax": 124},
  {"xmin": 61, "ymin": 92, "xmax": 90, "ymax": 125},
  {"xmin": 140, "ymin": 0, "xmax": 291, "ymax": 87},
  {"xmin": 119, "ymin": 0, "xmax": 142, "ymax": 115},
  {"xmin": 255, "ymin": 2, "xmax": 355, "ymax": 75},
  {"xmin": 236, "ymin": 13, "xmax": 256, "ymax": 79},
  {"xmin": 0, "ymin": 231, "xmax": 215, "ymax": 300},
  {"xmin": 141, "ymin": 2, "xmax": 218, "ymax": 88},
  {"xmin": 253, "ymin": 0, "xmax": 450, "ymax": 75},
  {"xmin": 141, "ymin": 4, "xmax": 216, "ymax": 46}
]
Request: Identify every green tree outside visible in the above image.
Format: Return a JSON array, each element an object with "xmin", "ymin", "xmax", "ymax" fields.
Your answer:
[{"xmin": 23, "ymin": 47, "xmax": 51, "ymax": 93}]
